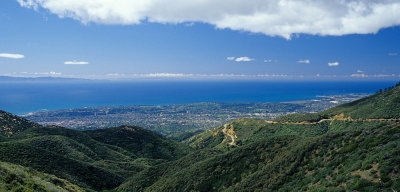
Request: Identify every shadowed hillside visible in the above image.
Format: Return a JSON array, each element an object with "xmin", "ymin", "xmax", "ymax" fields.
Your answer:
[{"xmin": 0, "ymin": 117, "xmax": 190, "ymax": 191}]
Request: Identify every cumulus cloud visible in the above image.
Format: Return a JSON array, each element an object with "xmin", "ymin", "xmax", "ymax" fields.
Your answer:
[
  {"xmin": 235, "ymin": 57, "xmax": 254, "ymax": 62},
  {"xmin": 328, "ymin": 62, "xmax": 339, "ymax": 67},
  {"xmin": 388, "ymin": 52, "xmax": 398, "ymax": 56},
  {"xmin": 17, "ymin": 0, "xmax": 400, "ymax": 39},
  {"xmin": 0, "ymin": 53, "xmax": 24, "ymax": 59},
  {"xmin": 64, "ymin": 61, "xmax": 89, "ymax": 65},
  {"xmin": 226, "ymin": 57, "xmax": 235, "ymax": 61},
  {"xmin": 297, "ymin": 59, "xmax": 310, "ymax": 64}
]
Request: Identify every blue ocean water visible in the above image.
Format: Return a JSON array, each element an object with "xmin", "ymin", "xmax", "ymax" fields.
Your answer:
[{"xmin": 0, "ymin": 81, "xmax": 397, "ymax": 115}]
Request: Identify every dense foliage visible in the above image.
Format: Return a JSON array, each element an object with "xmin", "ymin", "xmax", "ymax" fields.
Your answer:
[
  {"xmin": 120, "ymin": 83, "xmax": 400, "ymax": 191},
  {"xmin": 0, "ymin": 111, "xmax": 190, "ymax": 191},
  {"xmin": 276, "ymin": 82, "xmax": 400, "ymax": 122},
  {"xmin": 0, "ymin": 110, "xmax": 40, "ymax": 136},
  {"xmin": 1, "ymin": 83, "xmax": 400, "ymax": 191},
  {"xmin": 0, "ymin": 161, "xmax": 84, "ymax": 192}
]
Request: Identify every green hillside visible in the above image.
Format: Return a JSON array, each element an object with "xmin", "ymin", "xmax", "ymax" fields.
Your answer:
[
  {"xmin": 0, "ymin": 110, "xmax": 40, "ymax": 137},
  {"xmin": 120, "ymin": 123, "xmax": 400, "ymax": 191},
  {"xmin": 1, "ymin": 83, "xmax": 400, "ymax": 191},
  {"xmin": 120, "ymin": 83, "xmax": 400, "ymax": 191},
  {"xmin": 0, "ymin": 161, "xmax": 84, "ymax": 192},
  {"xmin": 0, "ymin": 121, "xmax": 190, "ymax": 191},
  {"xmin": 276, "ymin": 82, "xmax": 400, "ymax": 122},
  {"xmin": 85, "ymin": 126, "xmax": 191, "ymax": 160}
]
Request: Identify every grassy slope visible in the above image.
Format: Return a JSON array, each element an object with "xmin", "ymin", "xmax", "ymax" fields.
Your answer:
[
  {"xmin": 0, "ymin": 161, "xmax": 84, "ymax": 192},
  {"xmin": 275, "ymin": 83, "xmax": 400, "ymax": 122},
  {"xmin": 120, "ymin": 83, "xmax": 400, "ymax": 191},
  {"xmin": 84, "ymin": 126, "xmax": 191, "ymax": 161},
  {"xmin": 120, "ymin": 122, "xmax": 400, "ymax": 192},
  {"xmin": 0, "ymin": 110, "xmax": 40, "ymax": 136},
  {"xmin": 1, "ymin": 83, "xmax": 399, "ymax": 191},
  {"xmin": 0, "ymin": 110, "xmax": 191, "ymax": 191}
]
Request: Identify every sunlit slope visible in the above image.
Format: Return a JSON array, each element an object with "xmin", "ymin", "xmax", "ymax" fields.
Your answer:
[
  {"xmin": 0, "ymin": 110, "xmax": 40, "ymax": 137},
  {"xmin": 120, "ymin": 83, "xmax": 400, "ymax": 191},
  {"xmin": 0, "ymin": 161, "xmax": 84, "ymax": 192},
  {"xmin": 120, "ymin": 120, "xmax": 400, "ymax": 191},
  {"xmin": 276, "ymin": 83, "xmax": 400, "ymax": 122}
]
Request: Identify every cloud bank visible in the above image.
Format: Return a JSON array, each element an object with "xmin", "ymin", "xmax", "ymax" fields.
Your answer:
[
  {"xmin": 64, "ymin": 61, "xmax": 89, "ymax": 65},
  {"xmin": 0, "ymin": 53, "xmax": 24, "ymax": 59},
  {"xmin": 17, "ymin": 0, "xmax": 400, "ymax": 39}
]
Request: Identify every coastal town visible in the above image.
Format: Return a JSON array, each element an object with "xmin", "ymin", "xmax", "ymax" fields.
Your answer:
[{"xmin": 24, "ymin": 94, "xmax": 369, "ymax": 136}]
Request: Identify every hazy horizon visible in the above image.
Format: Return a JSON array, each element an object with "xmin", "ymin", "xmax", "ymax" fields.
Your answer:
[{"xmin": 1, "ymin": 0, "xmax": 399, "ymax": 81}]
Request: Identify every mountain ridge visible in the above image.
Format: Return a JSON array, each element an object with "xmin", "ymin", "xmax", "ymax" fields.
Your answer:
[
  {"xmin": 0, "ymin": 82, "xmax": 400, "ymax": 191},
  {"xmin": 121, "ymin": 83, "xmax": 400, "ymax": 191}
]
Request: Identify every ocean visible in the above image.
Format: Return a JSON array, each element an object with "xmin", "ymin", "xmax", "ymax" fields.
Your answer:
[{"xmin": 0, "ymin": 80, "xmax": 396, "ymax": 115}]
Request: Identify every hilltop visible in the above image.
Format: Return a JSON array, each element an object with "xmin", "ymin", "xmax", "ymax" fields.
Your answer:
[
  {"xmin": 121, "ymin": 83, "xmax": 400, "ymax": 191},
  {"xmin": 0, "ymin": 113, "xmax": 190, "ymax": 191},
  {"xmin": 0, "ymin": 83, "xmax": 400, "ymax": 191},
  {"xmin": 0, "ymin": 110, "xmax": 40, "ymax": 137}
]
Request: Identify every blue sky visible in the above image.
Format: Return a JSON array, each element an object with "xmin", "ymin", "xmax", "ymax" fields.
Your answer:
[{"xmin": 0, "ymin": 0, "xmax": 400, "ymax": 80}]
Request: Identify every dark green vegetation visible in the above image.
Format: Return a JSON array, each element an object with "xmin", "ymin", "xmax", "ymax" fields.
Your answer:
[
  {"xmin": 0, "ymin": 110, "xmax": 40, "ymax": 137},
  {"xmin": 120, "ymin": 83, "xmax": 400, "ymax": 191},
  {"xmin": 276, "ymin": 82, "xmax": 400, "ymax": 123},
  {"xmin": 1, "ymin": 83, "xmax": 400, "ymax": 191},
  {"xmin": 0, "ymin": 110, "xmax": 190, "ymax": 191},
  {"xmin": 0, "ymin": 161, "xmax": 83, "ymax": 192}
]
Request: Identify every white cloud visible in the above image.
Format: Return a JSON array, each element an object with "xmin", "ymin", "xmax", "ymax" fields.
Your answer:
[
  {"xmin": 297, "ymin": 59, "xmax": 310, "ymax": 64},
  {"xmin": 101, "ymin": 73, "xmax": 299, "ymax": 80},
  {"xmin": 17, "ymin": 0, "xmax": 400, "ymax": 39},
  {"xmin": 49, "ymin": 71, "xmax": 62, "ymax": 75},
  {"xmin": 328, "ymin": 62, "xmax": 339, "ymax": 67},
  {"xmin": 357, "ymin": 69, "xmax": 364, "ymax": 73},
  {"xmin": 351, "ymin": 73, "xmax": 368, "ymax": 78},
  {"xmin": 264, "ymin": 59, "xmax": 272, "ymax": 63},
  {"xmin": 33, "ymin": 71, "xmax": 62, "ymax": 75},
  {"xmin": 143, "ymin": 73, "xmax": 192, "ymax": 77},
  {"xmin": 235, "ymin": 57, "xmax": 254, "ymax": 62},
  {"xmin": 226, "ymin": 57, "xmax": 235, "ymax": 61},
  {"xmin": 388, "ymin": 52, "xmax": 398, "ymax": 56},
  {"xmin": 0, "ymin": 53, "xmax": 24, "ymax": 59},
  {"xmin": 7, "ymin": 71, "xmax": 63, "ymax": 76},
  {"xmin": 64, "ymin": 61, "xmax": 89, "ymax": 65},
  {"xmin": 350, "ymin": 73, "xmax": 397, "ymax": 78}
]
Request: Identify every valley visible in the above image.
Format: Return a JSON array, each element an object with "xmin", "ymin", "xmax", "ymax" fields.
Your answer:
[{"xmin": 0, "ymin": 84, "xmax": 399, "ymax": 191}]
